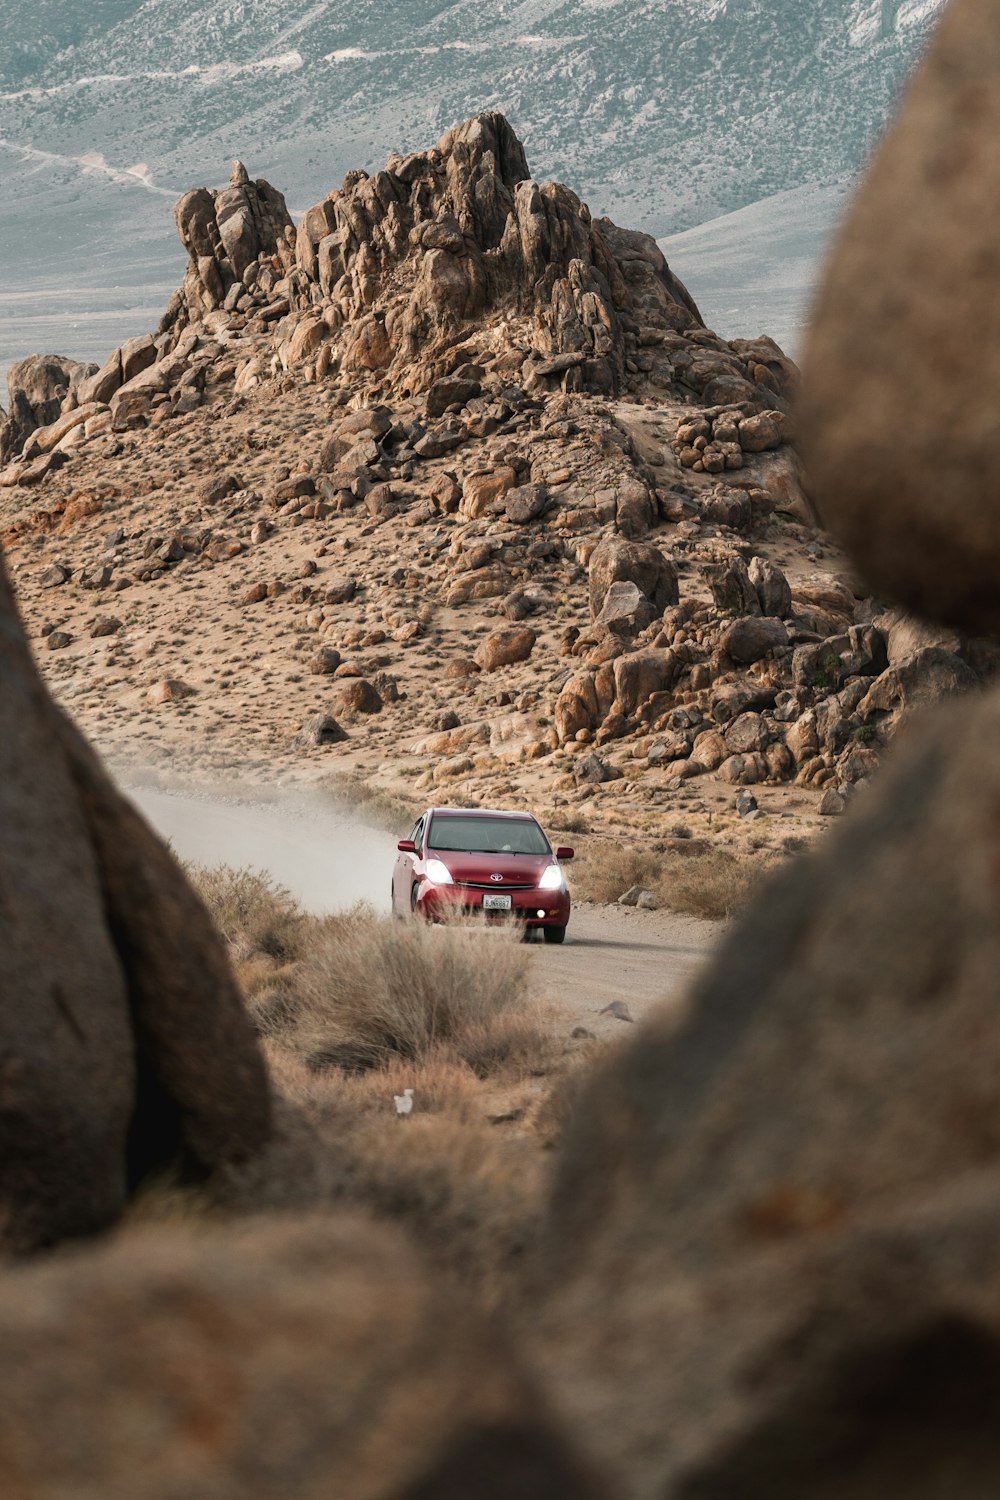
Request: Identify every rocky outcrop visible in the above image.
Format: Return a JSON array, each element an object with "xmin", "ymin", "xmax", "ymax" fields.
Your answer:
[
  {"xmin": 151, "ymin": 113, "xmax": 799, "ymax": 414},
  {"xmin": 0, "ymin": 548, "xmax": 272, "ymax": 1252},
  {"xmin": 0, "ymin": 1214, "xmax": 607, "ymax": 1500},
  {"xmin": 171, "ymin": 159, "xmax": 295, "ymax": 323},
  {"xmin": 802, "ymin": 0, "xmax": 1000, "ymax": 637},
  {"xmin": 0, "ymin": 354, "xmax": 96, "ymax": 463}
]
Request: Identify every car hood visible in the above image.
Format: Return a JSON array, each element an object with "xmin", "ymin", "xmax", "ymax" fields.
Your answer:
[{"xmin": 430, "ymin": 850, "xmax": 554, "ymax": 886}]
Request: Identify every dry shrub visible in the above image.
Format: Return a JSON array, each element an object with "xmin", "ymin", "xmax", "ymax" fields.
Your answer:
[
  {"xmin": 570, "ymin": 845, "xmax": 662, "ymax": 905},
  {"xmin": 571, "ymin": 842, "xmax": 776, "ymax": 921},
  {"xmin": 655, "ymin": 849, "xmax": 775, "ymax": 921},
  {"xmin": 187, "ymin": 863, "xmax": 306, "ymax": 962},
  {"xmin": 457, "ymin": 1002, "xmax": 558, "ymax": 1080},
  {"xmin": 290, "ymin": 914, "xmax": 535, "ymax": 1072}
]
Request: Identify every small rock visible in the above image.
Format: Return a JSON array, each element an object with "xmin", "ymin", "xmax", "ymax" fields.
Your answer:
[
  {"xmin": 618, "ymin": 886, "xmax": 642, "ymax": 907},
  {"xmin": 571, "ymin": 1027, "xmax": 597, "ymax": 1041},
  {"xmin": 39, "ymin": 564, "xmax": 69, "ymax": 589},
  {"xmin": 90, "ymin": 616, "xmax": 123, "ymax": 638},
  {"xmin": 819, "ymin": 788, "xmax": 847, "ymax": 817},
  {"xmin": 736, "ymin": 791, "xmax": 759, "ymax": 818},
  {"xmin": 325, "ymin": 577, "xmax": 357, "ymax": 605},
  {"xmin": 147, "ymin": 678, "xmax": 193, "ymax": 704},
  {"xmin": 636, "ymin": 890, "xmax": 659, "ymax": 911},
  {"xmin": 505, "ymin": 483, "xmax": 552, "ymax": 523},
  {"xmin": 576, "ymin": 752, "xmax": 622, "ymax": 786},
  {"xmin": 78, "ymin": 565, "xmax": 113, "ymax": 591},
  {"xmin": 600, "ymin": 1000, "xmax": 634, "ymax": 1023},
  {"xmin": 309, "ymin": 647, "xmax": 342, "ymax": 676},
  {"xmin": 296, "ymin": 712, "xmax": 347, "ymax": 747},
  {"xmin": 45, "ymin": 630, "xmax": 72, "ymax": 651}
]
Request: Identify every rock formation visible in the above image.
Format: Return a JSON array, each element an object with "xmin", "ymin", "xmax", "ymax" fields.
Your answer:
[
  {"xmin": 0, "ymin": 354, "xmax": 96, "ymax": 464},
  {"xmin": 164, "ymin": 113, "xmax": 716, "ymax": 400},
  {"xmin": 0, "ymin": 548, "xmax": 272, "ymax": 1252}
]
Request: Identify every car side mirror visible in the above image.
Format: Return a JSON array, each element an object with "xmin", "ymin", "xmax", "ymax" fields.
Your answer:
[
  {"xmin": 397, "ymin": 839, "xmax": 416, "ymax": 854},
  {"xmin": 556, "ymin": 846, "xmax": 575, "ymax": 861}
]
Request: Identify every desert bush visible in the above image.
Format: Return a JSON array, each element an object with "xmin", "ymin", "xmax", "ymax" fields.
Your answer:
[
  {"xmin": 570, "ymin": 845, "xmax": 662, "ymax": 904},
  {"xmin": 571, "ymin": 842, "xmax": 776, "ymax": 922},
  {"xmin": 290, "ymin": 914, "xmax": 535, "ymax": 1072},
  {"xmin": 655, "ymin": 849, "xmax": 769, "ymax": 921},
  {"xmin": 187, "ymin": 864, "xmax": 306, "ymax": 962}
]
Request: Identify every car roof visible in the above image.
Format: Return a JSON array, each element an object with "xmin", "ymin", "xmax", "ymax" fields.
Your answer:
[{"xmin": 425, "ymin": 807, "xmax": 541, "ymax": 822}]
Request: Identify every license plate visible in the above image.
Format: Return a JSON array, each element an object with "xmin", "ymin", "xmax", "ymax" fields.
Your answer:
[{"xmin": 482, "ymin": 893, "xmax": 512, "ymax": 911}]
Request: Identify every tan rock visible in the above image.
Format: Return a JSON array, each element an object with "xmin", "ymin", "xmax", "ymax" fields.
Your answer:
[
  {"xmin": 460, "ymin": 466, "xmax": 517, "ymax": 519},
  {"xmin": 474, "ymin": 627, "xmax": 537, "ymax": 673},
  {"xmin": 336, "ymin": 678, "xmax": 383, "ymax": 716}
]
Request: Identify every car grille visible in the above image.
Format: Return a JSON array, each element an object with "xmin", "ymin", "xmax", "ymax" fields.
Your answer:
[{"xmin": 458, "ymin": 880, "xmax": 536, "ymax": 891}]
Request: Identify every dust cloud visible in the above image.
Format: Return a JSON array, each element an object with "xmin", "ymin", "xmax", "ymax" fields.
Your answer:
[{"xmin": 123, "ymin": 781, "xmax": 399, "ymax": 915}]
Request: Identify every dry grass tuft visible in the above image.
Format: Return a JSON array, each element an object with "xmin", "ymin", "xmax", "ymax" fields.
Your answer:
[
  {"xmin": 570, "ymin": 845, "xmax": 662, "ymax": 905},
  {"xmin": 657, "ymin": 848, "xmax": 770, "ymax": 921}
]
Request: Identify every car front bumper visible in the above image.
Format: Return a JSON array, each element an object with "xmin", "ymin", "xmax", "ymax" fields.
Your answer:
[{"xmin": 415, "ymin": 881, "xmax": 570, "ymax": 928}]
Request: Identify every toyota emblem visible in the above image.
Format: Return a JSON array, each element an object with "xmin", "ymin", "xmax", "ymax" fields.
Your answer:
[{"xmin": 490, "ymin": 873, "xmax": 504, "ymax": 883}]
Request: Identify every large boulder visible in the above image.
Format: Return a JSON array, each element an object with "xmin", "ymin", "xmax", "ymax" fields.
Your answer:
[
  {"xmin": 801, "ymin": 0, "xmax": 1000, "ymax": 636},
  {"xmin": 535, "ymin": 681, "xmax": 1000, "ymax": 1498},
  {"xmin": 612, "ymin": 648, "xmax": 679, "ymax": 718},
  {"xmin": 0, "ymin": 1215, "xmax": 607, "ymax": 1500},
  {"xmin": 0, "ymin": 550, "xmax": 271, "ymax": 1252},
  {"xmin": 720, "ymin": 614, "xmax": 789, "ymax": 664},
  {"xmin": 588, "ymin": 538, "xmax": 679, "ymax": 620},
  {"xmin": 474, "ymin": 626, "xmax": 537, "ymax": 672},
  {"xmin": 555, "ymin": 671, "xmax": 601, "ymax": 744}
]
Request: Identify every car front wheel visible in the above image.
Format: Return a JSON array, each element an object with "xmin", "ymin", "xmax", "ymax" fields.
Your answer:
[{"xmin": 543, "ymin": 925, "xmax": 567, "ymax": 945}]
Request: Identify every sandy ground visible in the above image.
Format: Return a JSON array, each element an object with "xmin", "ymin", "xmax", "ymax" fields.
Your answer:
[{"xmin": 121, "ymin": 774, "xmax": 719, "ymax": 1039}]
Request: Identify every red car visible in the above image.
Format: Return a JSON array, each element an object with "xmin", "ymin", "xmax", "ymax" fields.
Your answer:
[{"xmin": 392, "ymin": 807, "xmax": 574, "ymax": 943}]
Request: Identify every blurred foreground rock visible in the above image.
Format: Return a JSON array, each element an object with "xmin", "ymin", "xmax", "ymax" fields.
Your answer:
[
  {"xmin": 0, "ymin": 1215, "xmax": 606, "ymax": 1500},
  {"xmin": 535, "ymin": 681, "xmax": 1000, "ymax": 1496},
  {"xmin": 802, "ymin": 0, "xmax": 1000, "ymax": 636},
  {"xmin": 0, "ymin": 549, "xmax": 271, "ymax": 1252}
]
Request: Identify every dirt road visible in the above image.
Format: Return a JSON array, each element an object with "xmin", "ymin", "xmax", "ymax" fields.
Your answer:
[
  {"xmin": 531, "ymin": 904, "xmax": 716, "ymax": 1038},
  {"xmin": 123, "ymin": 777, "xmax": 719, "ymax": 1030}
]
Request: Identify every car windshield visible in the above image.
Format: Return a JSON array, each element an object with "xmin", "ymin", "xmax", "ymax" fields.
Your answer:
[{"xmin": 428, "ymin": 814, "xmax": 550, "ymax": 856}]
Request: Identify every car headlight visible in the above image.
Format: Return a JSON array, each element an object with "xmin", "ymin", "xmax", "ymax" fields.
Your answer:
[
  {"xmin": 424, "ymin": 858, "xmax": 454, "ymax": 886},
  {"xmin": 538, "ymin": 863, "xmax": 565, "ymax": 892}
]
